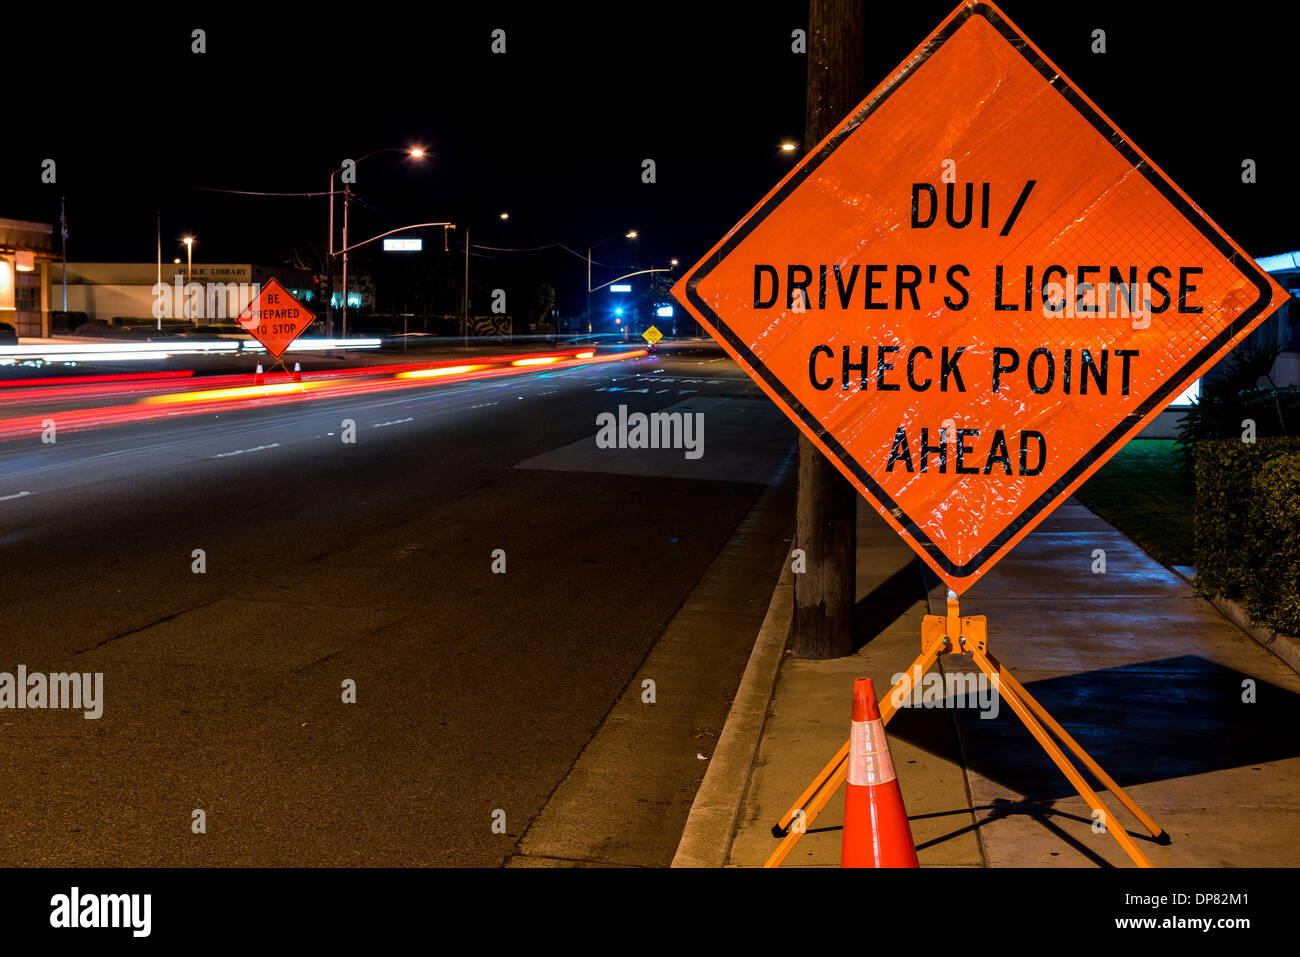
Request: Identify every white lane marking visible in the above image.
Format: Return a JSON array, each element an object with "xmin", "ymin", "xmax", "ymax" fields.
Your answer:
[
  {"xmin": 634, "ymin": 374, "xmax": 748, "ymax": 382},
  {"xmin": 0, "ymin": 359, "xmax": 629, "ymax": 481},
  {"xmin": 372, "ymin": 417, "xmax": 415, "ymax": 428},
  {"xmin": 470, "ymin": 402, "xmax": 498, "ymax": 409},
  {"xmin": 212, "ymin": 443, "xmax": 281, "ymax": 459},
  {"xmin": 0, "ymin": 490, "xmax": 31, "ymax": 502}
]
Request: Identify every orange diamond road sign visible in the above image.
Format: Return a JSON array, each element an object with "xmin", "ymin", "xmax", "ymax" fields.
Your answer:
[
  {"xmin": 672, "ymin": 0, "xmax": 1288, "ymax": 594},
  {"xmin": 236, "ymin": 277, "xmax": 316, "ymax": 359}
]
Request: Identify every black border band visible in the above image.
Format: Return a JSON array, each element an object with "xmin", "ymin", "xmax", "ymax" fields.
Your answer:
[{"xmin": 680, "ymin": 1, "xmax": 1274, "ymax": 579}]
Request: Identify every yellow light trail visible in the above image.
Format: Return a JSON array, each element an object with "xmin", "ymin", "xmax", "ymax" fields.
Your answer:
[
  {"xmin": 145, "ymin": 382, "xmax": 308, "ymax": 405},
  {"xmin": 396, "ymin": 364, "xmax": 484, "ymax": 380},
  {"xmin": 511, "ymin": 356, "xmax": 560, "ymax": 366}
]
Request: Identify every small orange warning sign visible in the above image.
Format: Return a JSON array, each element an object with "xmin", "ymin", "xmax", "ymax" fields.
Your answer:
[
  {"xmin": 672, "ymin": 1, "xmax": 1288, "ymax": 593},
  {"xmin": 236, "ymin": 278, "xmax": 316, "ymax": 359}
]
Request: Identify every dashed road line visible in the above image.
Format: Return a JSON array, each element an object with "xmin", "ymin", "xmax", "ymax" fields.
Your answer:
[{"xmin": 212, "ymin": 443, "xmax": 281, "ymax": 459}]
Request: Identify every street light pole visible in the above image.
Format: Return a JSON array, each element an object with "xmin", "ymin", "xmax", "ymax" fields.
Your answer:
[
  {"xmin": 328, "ymin": 169, "xmax": 335, "ymax": 338},
  {"xmin": 326, "ymin": 147, "xmax": 427, "ymax": 343},
  {"xmin": 460, "ymin": 213, "xmax": 509, "ymax": 346},
  {"xmin": 183, "ymin": 236, "xmax": 194, "ymax": 325},
  {"xmin": 587, "ymin": 231, "xmax": 637, "ymax": 335},
  {"xmin": 60, "ymin": 196, "xmax": 67, "ymax": 314},
  {"xmin": 156, "ymin": 211, "xmax": 162, "ymax": 331},
  {"xmin": 342, "ymin": 185, "xmax": 350, "ymax": 341},
  {"xmin": 463, "ymin": 225, "xmax": 470, "ymax": 347}
]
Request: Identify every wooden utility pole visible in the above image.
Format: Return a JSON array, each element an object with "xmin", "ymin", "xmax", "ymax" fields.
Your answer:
[{"xmin": 791, "ymin": 0, "xmax": 864, "ymax": 659}]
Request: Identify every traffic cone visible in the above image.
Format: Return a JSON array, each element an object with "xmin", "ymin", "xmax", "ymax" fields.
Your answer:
[
  {"xmin": 292, "ymin": 361, "xmax": 302, "ymax": 382},
  {"xmin": 254, "ymin": 363, "xmax": 264, "ymax": 385},
  {"xmin": 840, "ymin": 677, "xmax": 919, "ymax": 868}
]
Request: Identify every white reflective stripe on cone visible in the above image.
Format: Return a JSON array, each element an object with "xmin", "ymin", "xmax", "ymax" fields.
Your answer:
[{"xmin": 847, "ymin": 718, "xmax": 897, "ymax": 787}]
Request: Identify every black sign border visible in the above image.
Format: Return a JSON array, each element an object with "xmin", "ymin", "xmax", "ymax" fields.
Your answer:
[
  {"xmin": 681, "ymin": 1, "xmax": 1274, "ymax": 581},
  {"xmin": 238, "ymin": 276, "xmax": 318, "ymax": 360}
]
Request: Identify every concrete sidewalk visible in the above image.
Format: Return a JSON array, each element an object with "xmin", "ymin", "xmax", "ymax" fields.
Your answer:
[{"xmin": 715, "ymin": 498, "xmax": 1300, "ymax": 867}]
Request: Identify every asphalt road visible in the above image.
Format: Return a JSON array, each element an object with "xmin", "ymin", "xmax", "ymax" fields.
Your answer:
[{"xmin": 0, "ymin": 341, "xmax": 796, "ymax": 865}]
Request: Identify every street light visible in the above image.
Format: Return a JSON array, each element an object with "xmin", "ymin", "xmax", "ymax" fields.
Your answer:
[
  {"xmin": 587, "ymin": 230, "xmax": 639, "ymax": 334},
  {"xmin": 182, "ymin": 237, "xmax": 195, "ymax": 324},
  {"xmin": 329, "ymin": 146, "xmax": 427, "ymax": 339},
  {"xmin": 460, "ymin": 212, "xmax": 513, "ymax": 347}
]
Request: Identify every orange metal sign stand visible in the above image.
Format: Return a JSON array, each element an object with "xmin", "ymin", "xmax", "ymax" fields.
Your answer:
[
  {"xmin": 665, "ymin": 0, "xmax": 1280, "ymax": 870},
  {"xmin": 764, "ymin": 595, "xmax": 1170, "ymax": 868}
]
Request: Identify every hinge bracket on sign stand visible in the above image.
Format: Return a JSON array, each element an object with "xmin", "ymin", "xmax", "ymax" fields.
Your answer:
[
  {"xmin": 921, "ymin": 592, "xmax": 987, "ymax": 656},
  {"xmin": 764, "ymin": 594, "xmax": 1172, "ymax": 870}
]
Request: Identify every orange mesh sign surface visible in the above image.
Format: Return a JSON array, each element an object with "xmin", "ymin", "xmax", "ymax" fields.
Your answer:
[
  {"xmin": 672, "ymin": 0, "xmax": 1287, "ymax": 593},
  {"xmin": 236, "ymin": 278, "xmax": 317, "ymax": 359}
]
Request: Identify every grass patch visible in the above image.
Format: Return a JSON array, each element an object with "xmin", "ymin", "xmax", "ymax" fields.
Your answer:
[{"xmin": 1073, "ymin": 438, "xmax": 1193, "ymax": 568}]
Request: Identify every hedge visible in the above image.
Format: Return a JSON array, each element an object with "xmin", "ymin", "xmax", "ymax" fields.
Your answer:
[
  {"xmin": 49, "ymin": 311, "xmax": 88, "ymax": 334},
  {"xmin": 1195, "ymin": 436, "xmax": 1300, "ymax": 635},
  {"xmin": 110, "ymin": 316, "xmax": 196, "ymax": 328},
  {"xmin": 1176, "ymin": 385, "xmax": 1300, "ymax": 469}
]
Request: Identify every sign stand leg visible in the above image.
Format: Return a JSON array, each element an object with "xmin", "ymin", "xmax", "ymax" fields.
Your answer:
[
  {"xmin": 763, "ymin": 636, "xmax": 945, "ymax": 868},
  {"xmin": 984, "ymin": 660, "xmax": 1169, "ymax": 846},
  {"xmin": 966, "ymin": 644, "xmax": 1154, "ymax": 867},
  {"xmin": 762, "ymin": 596, "xmax": 1167, "ymax": 869},
  {"xmin": 770, "ymin": 638, "xmax": 945, "ymax": 837}
]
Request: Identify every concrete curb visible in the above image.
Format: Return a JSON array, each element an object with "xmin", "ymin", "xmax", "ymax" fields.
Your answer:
[
  {"xmin": 1208, "ymin": 593, "xmax": 1300, "ymax": 676},
  {"xmin": 1168, "ymin": 565, "xmax": 1300, "ymax": 676},
  {"xmin": 670, "ymin": 562, "xmax": 794, "ymax": 868}
]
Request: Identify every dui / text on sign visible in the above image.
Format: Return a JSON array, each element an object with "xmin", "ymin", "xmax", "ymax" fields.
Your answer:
[
  {"xmin": 237, "ymin": 278, "xmax": 317, "ymax": 359},
  {"xmin": 672, "ymin": 0, "xmax": 1287, "ymax": 593}
]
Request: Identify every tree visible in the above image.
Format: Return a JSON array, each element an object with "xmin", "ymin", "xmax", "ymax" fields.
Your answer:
[
  {"xmin": 530, "ymin": 282, "xmax": 557, "ymax": 334},
  {"xmin": 283, "ymin": 241, "xmax": 331, "ymax": 276}
]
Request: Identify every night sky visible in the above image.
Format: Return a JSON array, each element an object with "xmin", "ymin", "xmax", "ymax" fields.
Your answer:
[{"xmin": 3, "ymin": 1, "xmax": 1295, "ymax": 317}]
